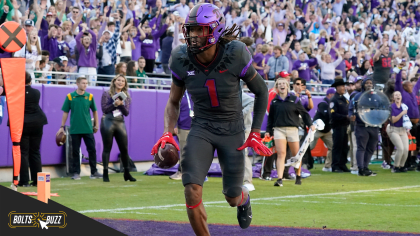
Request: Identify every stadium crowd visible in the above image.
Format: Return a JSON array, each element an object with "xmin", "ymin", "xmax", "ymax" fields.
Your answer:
[{"xmin": 1, "ymin": 0, "xmax": 420, "ymax": 188}]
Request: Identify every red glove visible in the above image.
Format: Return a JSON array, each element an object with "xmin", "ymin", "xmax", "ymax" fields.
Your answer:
[
  {"xmin": 151, "ymin": 132, "xmax": 180, "ymax": 155},
  {"xmin": 237, "ymin": 132, "xmax": 273, "ymax": 156}
]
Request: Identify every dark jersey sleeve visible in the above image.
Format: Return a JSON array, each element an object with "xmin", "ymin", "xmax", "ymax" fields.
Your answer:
[
  {"xmin": 238, "ymin": 43, "xmax": 255, "ymax": 83},
  {"xmin": 169, "ymin": 44, "xmax": 188, "ymax": 88}
]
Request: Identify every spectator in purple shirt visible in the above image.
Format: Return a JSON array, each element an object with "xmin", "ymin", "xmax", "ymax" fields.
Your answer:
[
  {"xmin": 76, "ymin": 23, "xmax": 98, "ymax": 86},
  {"xmin": 141, "ymin": 18, "xmax": 168, "ymax": 73},
  {"xmin": 253, "ymin": 44, "xmax": 271, "ymax": 80},
  {"xmin": 387, "ymin": 91, "xmax": 409, "ymax": 173},
  {"xmin": 292, "ymin": 52, "xmax": 318, "ymax": 82},
  {"xmin": 129, "ymin": 25, "xmax": 146, "ymax": 62},
  {"xmin": 169, "ymin": 90, "xmax": 194, "ymax": 180},
  {"xmin": 394, "ymin": 67, "xmax": 420, "ymax": 123},
  {"xmin": 44, "ymin": 24, "xmax": 60, "ymax": 61}
]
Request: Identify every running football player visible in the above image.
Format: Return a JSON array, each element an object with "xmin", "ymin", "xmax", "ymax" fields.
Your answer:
[{"xmin": 151, "ymin": 4, "xmax": 271, "ymax": 235}]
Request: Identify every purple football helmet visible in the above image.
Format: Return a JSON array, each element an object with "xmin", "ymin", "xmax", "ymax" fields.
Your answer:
[{"xmin": 183, "ymin": 3, "xmax": 225, "ymax": 54}]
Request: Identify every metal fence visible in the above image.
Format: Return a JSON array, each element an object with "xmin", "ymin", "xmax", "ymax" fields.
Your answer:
[{"xmin": 32, "ymin": 71, "xmax": 329, "ymax": 95}]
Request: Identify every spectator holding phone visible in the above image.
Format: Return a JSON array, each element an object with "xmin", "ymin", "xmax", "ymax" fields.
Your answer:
[{"xmin": 100, "ymin": 74, "xmax": 136, "ymax": 182}]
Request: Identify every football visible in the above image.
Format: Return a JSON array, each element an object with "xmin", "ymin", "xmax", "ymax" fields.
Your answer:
[
  {"xmin": 56, "ymin": 132, "xmax": 66, "ymax": 146},
  {"xmin": 154, "ymin": 143, "xmax": 179, "ymax": 169}
]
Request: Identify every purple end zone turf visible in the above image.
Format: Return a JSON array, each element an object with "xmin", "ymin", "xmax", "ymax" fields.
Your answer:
[{"xmin": 95, "ymin": 219, "xmax": 417, "ymax": 236}]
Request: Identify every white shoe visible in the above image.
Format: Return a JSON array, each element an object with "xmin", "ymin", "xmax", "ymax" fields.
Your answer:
[
  {"xmin": 301, "ymin": 172, "xmax": 311, "ymax": 178},
  {"xmin": 322, "ymin": 167, "xmax": 332, "ymax": 172},
  {"xmin": 244, "ymin": 183, "xmax": 255, "ymax": 191},
  {"xmin": 351, "ymin": 170, "xmax": 359, "ymax": 175},
  {"xmin": 169, "ymin": 171, "xmax": 182, "ymax": 180}
]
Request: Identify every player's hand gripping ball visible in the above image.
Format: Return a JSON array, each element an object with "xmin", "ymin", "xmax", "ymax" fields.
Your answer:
[{"xmin": 151, "ymin": 132, "xmax": 180, "ymax": 169}]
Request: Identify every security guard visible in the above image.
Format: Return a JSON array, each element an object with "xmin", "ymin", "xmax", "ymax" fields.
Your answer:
[
  {"xmin": 348, "ymin": 77, "xmax": 378, "ymax": 176},
  {"xmin": 330, "ymin": 77, "xmax": 351, "ymax": 173}
]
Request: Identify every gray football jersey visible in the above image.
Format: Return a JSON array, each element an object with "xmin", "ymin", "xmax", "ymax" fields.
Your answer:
[{"xmin": 170, "ymin": 41, "xmax": 254, "ymax": 123}]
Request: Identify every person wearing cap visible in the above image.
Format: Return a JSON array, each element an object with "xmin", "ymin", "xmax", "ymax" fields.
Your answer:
[
  {"xmin": 24, "ymin": 19, "xmax": 35, "ymax": 34},
  {"xmin": 348, "ymin": 76, "xmax": 379, "ymax": 176},
  {"xmin": 329, "ymin": 77, "xmax": 351, "ymax": 173},
  {"xmin": 273, "ymin": 22, "xmax": 287, "ymax": 47},
  {"xmin": 310, "ymin": 88, "xmax": 335, "ymax": 172},
  {"xmin": 347, "ymin": 75, "xmax": 363, "ymax": 174},
  {"xmin": 52, "ymin": 57, "xmax": 66, "ymax": 84},
  {"xmin": 265, "ymin": 46, "xmax": 289, "ymax": 80}
]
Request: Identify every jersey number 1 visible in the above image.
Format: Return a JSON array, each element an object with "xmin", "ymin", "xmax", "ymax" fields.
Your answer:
[{"xmin": 204, "ymin": 79, "xmax": 220, "ymax": 107}]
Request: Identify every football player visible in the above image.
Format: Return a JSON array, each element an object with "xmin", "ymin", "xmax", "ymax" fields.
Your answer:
[{"xmin": 151, "ymin": 4, "xmax": 271, "ymax": 235}]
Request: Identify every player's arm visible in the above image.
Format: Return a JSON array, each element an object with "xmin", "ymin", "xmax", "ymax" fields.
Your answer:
[
  {"xmin": 244, "ymin": 70, "xmax": 268, "ymax": 133},
  {"xmin": 164, "ymin": 82, "xmax": 186, "ymax": 134}
]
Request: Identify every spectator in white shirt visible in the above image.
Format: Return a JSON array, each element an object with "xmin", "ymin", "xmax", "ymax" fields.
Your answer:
[
  {"xmin": 169, "ymin": 0, "xmax": 189, "ymax": 19},
  {"xmin": 14, "ymin": 29, "xmax": 42, "ymax": 79}
]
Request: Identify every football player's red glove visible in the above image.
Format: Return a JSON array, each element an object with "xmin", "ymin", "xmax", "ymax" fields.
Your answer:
[
  {"xmin": 151, "ymin": 132, "xmax": 180, "ymax": 155},
  {"xmin": 237, "ymin": 132, "xmax": 273, "ymax": 156}
]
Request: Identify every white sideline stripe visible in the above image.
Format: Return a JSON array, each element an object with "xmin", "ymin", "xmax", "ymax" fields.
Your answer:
[
  {"xmin": 253, "ymin": 200, "xmax": 420, "ymax": 207},
  {"xmin": 78, "ymin": 185, "xmax": 420, "ymax": 213}
]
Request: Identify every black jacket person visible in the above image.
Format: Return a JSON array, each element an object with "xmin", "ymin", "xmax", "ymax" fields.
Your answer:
[{"xmin": 329, "ymin": 77, "xmax": 350, "ymax": 173}]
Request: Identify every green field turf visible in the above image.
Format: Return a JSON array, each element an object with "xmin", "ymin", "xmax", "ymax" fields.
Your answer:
[{"xmin": 2, "ymin": 164, "xmax": 420, "ymax": 233}]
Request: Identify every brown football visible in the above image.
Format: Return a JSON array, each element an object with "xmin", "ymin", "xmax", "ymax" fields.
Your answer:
[
  {"xmin": 56, "ymin": 132, "xmax": 66, "ymax": 146},
  {"xmin": 154, "ymin": 143, "xmax": 179, "ymax": 169}
]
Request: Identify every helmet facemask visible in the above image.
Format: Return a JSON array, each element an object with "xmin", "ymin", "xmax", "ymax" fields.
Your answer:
[{"xmin": 183, "ymin": 22, "xmax": 219, "ymax": 54}]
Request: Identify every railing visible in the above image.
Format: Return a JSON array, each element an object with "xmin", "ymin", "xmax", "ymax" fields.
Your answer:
[{"xmin": 32, "ymin": 71, "xmax": 329, "ymax": 95}]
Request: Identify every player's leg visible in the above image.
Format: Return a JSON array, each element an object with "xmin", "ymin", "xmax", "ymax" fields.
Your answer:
[
  {"xmin": 215, "ymin": 131, "xmax": 252, "ymax": 229},
  {"xmin": 100, "ymin": 116, "xmax": 115, "ymax": 182},
  {"xmin": 181, "ymin": 131, "xmax": 214, "ymax": 236}
]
